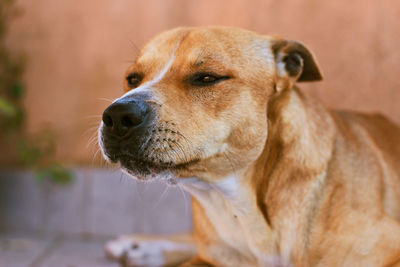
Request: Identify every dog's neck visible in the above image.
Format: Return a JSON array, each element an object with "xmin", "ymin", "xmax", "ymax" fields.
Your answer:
[
  {"xmin": 245, "ymin": 86, "xmax": 336, "ymax": 261},
  {"xmin": 268, "ymin": 87, "xmax": 334, "ymax": 167},
  {"xmin": 182, "ymin": 87, "xmax": 336, "ymax": 214},
  {"xmin": 181, "ymin": 87, "xmax": 337, "ymax": 263},
  {"xmin": 251, "ymin": 86, "xmax": 335, "ymax": 212}
]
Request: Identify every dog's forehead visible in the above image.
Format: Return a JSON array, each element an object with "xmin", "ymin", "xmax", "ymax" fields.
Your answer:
[
  {"xmin": 137, "ymin": 28, "xmax": 187, "ymax": 65},
  {"xmin": 136, "ymin": 27, "xmax": 272, "ymax": 67}
]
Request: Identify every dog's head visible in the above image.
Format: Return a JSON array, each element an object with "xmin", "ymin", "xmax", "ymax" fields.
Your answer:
[{"xmin": 98, "ymin": 26, "xmax": 322, "ymax": 184}]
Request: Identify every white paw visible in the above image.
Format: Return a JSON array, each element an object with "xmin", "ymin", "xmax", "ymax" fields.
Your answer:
[{"xmin": 105, "ymin": 236, "xmax": 194, "ymax": 267}]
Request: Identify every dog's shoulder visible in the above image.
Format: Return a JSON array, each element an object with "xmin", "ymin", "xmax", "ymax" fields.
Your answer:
[
  {"xmin": 334, "ymin": 111, "xmax": 399, "ymax": 152},
  {"xmin": 331, "ymin": 110, "xmax": 400, "ymax": 182}
]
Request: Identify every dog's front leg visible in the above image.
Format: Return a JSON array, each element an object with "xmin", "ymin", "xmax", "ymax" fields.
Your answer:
[
  {"xmin": 105, "ymin": 234, "xmax": 196, "ymax": 267},
  {"xmin": 178, "ymin": 257, "xmax": 214, "ymax": 267}
]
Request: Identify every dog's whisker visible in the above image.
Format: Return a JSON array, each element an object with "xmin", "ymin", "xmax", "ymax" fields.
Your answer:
[
  {"xmin": 153, "ymin": 185, "xmax": 170, "ymax": 209},
  {"xmin": 170, "ymin": 145, "xmax": 185, "ymax": 164},
  {"xmin": 179, "ymin": 142, "xmax": 192, "ymax": 165},
  {"xmin": 133, "ymin": 177, "xmax": 143, "ymax": 203},
  {"xmin": 92, "ymin": 147, "xmax": 102, "ymax": 166},
  {"xmin": 141, "ymin": 179, "xmax": 149, "ymax": 194},
  {"xmin": 86, "ymin": 134, "xmax": 100, "ymax": 149},
  {"xmin": 168, "ymin": 139, "xmax": 186, "ymax": 164},
  {"xmin": 84, "ymin": 134, "xmax": 98, "ymax": 148},
  {"xmin": 82, "ymin": 126, "xmax": 99, "ymax": 137},
  {"xmin": 87, "ymin": 129, "xmax": 98, "ymax": 139},
  {"xmin": 174, "ymin": 132, "xmax": 196, "ymax": 162},
  {"xmin": 96, "ymin": 97, "xmax": 114, "ymax": 103},
  {"xmin": 87, "ymin": 121, "xmax": 102, "ymax": 128},
  {"xmin": 163, "ymin": 148, "xmax": 175, "ymax": 166},
  {"xmin": 119, "ymin": 171, "xmax": 136, "ymax": 186},
  {"xmin": 178, "ymin": 185, "xmax": 190, "ymax": 217}
]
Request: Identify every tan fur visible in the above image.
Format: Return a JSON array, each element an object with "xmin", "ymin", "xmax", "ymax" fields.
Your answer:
[{"xmin": 104, "ymin": 26, "xmax": 400, "ymax": 266}]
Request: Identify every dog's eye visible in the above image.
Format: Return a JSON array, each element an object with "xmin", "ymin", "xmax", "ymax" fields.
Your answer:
[
  {"xmin": 126, "ymin": 73, "xmax": 143, "ymax": 88},
  {"xmin": 191, "ymin": 73, "xmax": 230, "ymax": 86}
]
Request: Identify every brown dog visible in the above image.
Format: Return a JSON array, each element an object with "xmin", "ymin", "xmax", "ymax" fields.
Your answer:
[{"xmin": 99, "ymin": 26, "xmax": 400, "ymax": 266}]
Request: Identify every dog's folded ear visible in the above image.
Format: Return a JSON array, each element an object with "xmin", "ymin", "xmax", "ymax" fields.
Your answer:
[{"xmin": 272, "ymin": 39, "xmax": 323, "ymax": 83}]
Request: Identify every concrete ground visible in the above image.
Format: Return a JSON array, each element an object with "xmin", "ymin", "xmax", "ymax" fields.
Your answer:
[
  {"xmin": 0, "ymin": 232, "xmax": 118, "ymax": 267},
  {"xmin": 0, "ymin": 168, "xmax": 192, "ymax": 267}
]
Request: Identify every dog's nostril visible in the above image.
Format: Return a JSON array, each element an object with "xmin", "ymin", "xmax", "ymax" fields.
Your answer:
[
  {"xmin": 102, "ymin": 99, "xmax": 150, "ymax": 137},
  {"xmin": 102, "ymin": 114, "xmax": 113, "ymax": 127},
  {"xmin": 121, "ymin": 115, "xmax": 141, "ymax": 128}
]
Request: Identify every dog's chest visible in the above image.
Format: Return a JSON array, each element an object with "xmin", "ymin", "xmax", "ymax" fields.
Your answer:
[{"xmin": 182, "ymin": 176, "xmax": 259, "ymax": 260}]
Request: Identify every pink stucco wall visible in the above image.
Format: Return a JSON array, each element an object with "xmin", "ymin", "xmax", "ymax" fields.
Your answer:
[{"xmin": 4, "ymin": 0, "xmax": 400, "ymax": 164}]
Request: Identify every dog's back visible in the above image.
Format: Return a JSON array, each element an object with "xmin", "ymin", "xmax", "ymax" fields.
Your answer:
[{"xmin": 332, "ymin": 111, "xmax": 400, "ymax": 221}]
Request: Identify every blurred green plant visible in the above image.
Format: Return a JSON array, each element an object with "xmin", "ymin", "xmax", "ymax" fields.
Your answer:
[{"xmin": 0, "ymin": 0, "xmax": 73, "ymax": 184}]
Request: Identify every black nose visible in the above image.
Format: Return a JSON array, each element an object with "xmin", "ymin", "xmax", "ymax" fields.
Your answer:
[{"xmin": 102, "ymin": 99, "xmax": 150, "ymax": 137}]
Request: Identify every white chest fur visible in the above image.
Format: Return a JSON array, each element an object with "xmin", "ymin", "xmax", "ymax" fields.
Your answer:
[{"xmin": 181, "ymin": 176, "xmax": 261, "ymax": 262}]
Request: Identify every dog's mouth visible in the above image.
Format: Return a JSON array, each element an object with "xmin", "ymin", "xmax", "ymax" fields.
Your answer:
[
  {"xmin": 98, "ymin": 116, "xmax": 205, "ymax": 183},
  {"xmin": 116, "ymin": 153, "xmax": 200, "ymax": 176},
  {"xmin": 113, "ymin": 154, "xmax": 200, "ymax": 185}
]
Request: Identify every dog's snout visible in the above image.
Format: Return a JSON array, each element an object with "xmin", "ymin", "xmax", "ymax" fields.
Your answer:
[{"xmin": 102, "ymin": 99, "xmax": 150, "ymax": 137}]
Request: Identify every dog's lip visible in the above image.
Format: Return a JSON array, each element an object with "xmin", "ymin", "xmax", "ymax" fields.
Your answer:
[
  {"xmin": 169, "ymin": 158, "xmax": 200, "ymax": 170},
  {"xmin": 116, "ymin": 154, "xmax": 200, "ymax": 172}
]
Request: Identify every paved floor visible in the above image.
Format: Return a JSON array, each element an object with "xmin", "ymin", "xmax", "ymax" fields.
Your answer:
[
  {"xmin": 0, "ymin": 169, "xmax": 193, "ymax": 267},
  {"xmin": 0, "ymin": 232, "xmax": 119, "ymax": 267},
  {"xmin": 0, "ymin": 169, "xmax": 192, "ymax": 237}
]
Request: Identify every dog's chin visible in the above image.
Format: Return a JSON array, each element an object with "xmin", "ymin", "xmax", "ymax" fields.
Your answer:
[
  {"xmin": 121, "ymin": 166, "xmax": 179, "ymax": 186},
  {"xmin": 117, "ymin": 156, "xmax": 198, "ymax": 186}
]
